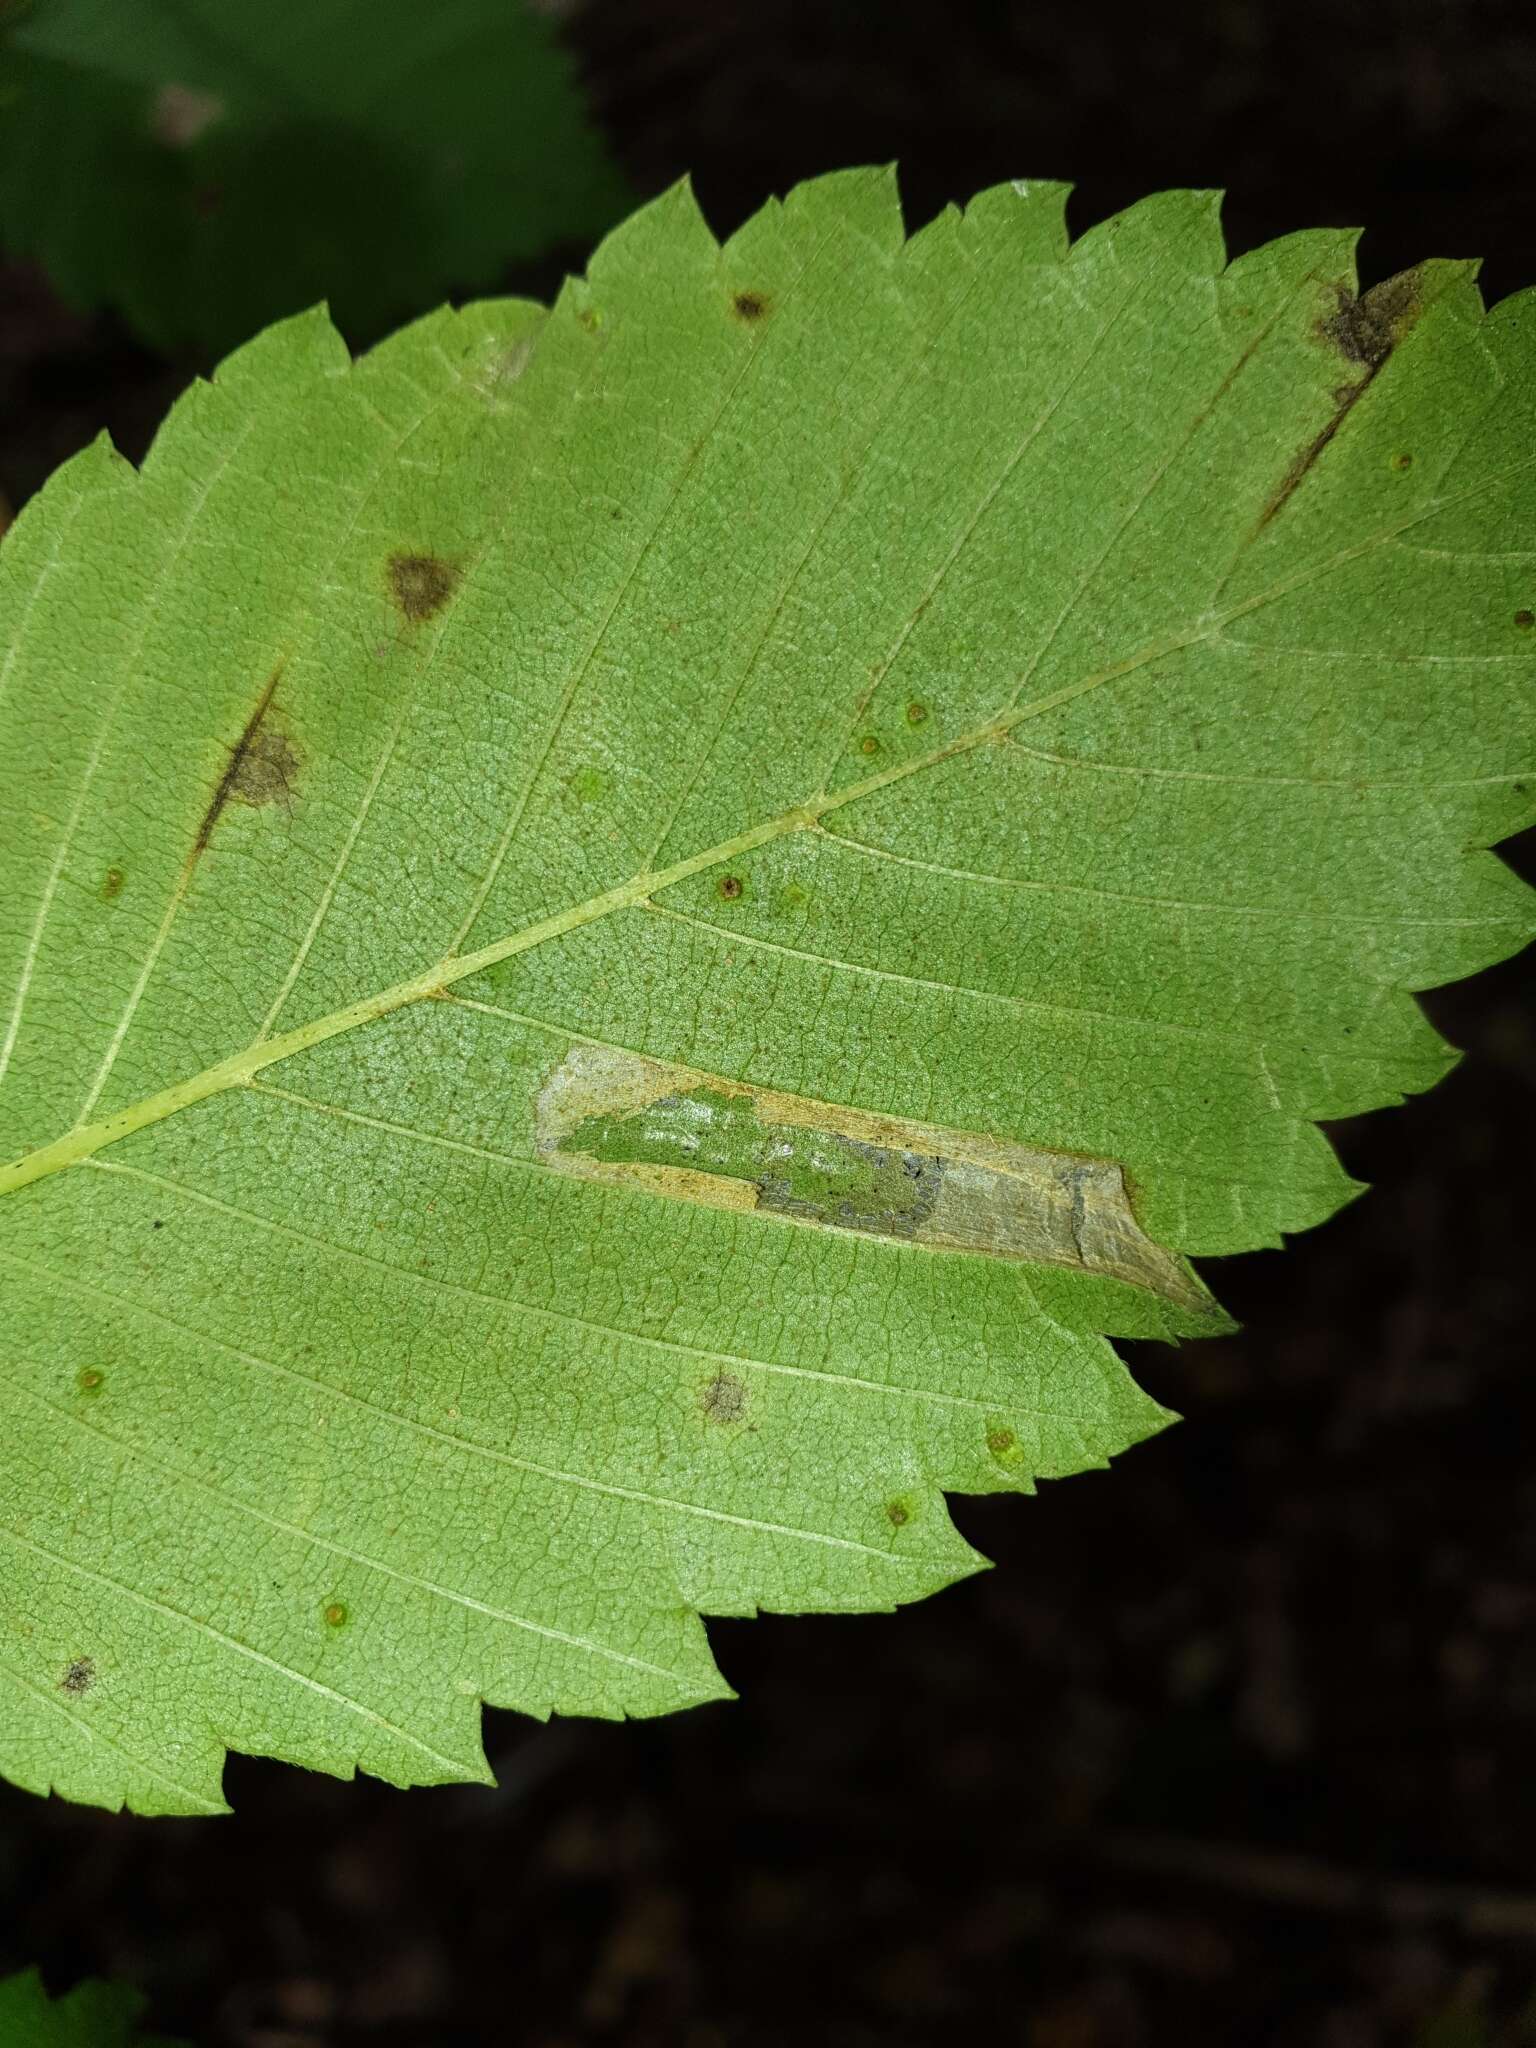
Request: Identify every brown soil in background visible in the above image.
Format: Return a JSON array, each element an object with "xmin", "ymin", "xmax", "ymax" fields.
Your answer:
[{"xmin": 3, "ymin": 2, "xmax": 1536, "ymax": 2041}]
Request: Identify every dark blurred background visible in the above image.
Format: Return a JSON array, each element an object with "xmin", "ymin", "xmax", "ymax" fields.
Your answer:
[{"xmin": 3, "ymin": 2, "xmax": 1536, "ymax": 2042}]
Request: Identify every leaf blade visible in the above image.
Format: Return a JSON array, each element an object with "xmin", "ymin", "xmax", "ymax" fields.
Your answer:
[{"xmin": 1, "ymin": 173, "xmax": 1532, "ymax": 1811}]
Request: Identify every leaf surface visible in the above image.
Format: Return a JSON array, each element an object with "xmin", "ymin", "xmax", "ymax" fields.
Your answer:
[
  {"xmin": 1, "ymin": 173, "xmax": 1532, "ymax": 1812},
  {"xmin": 0, "ymin": 0, "xmax": 627, "ymax": 354}
]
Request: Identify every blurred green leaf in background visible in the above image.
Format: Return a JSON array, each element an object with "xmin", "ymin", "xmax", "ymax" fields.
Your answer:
[
  {"xmin": 0, "ymin": 0, "xmax": 629, "ymax": 356},
  {"xmin": 0, "ymin": 1967, "xmax": 183, "ymax": 2047}
]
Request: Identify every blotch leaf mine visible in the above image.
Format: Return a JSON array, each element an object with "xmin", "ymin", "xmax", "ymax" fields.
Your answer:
[
  {"xmin": 0, "ymin": 172, "xmax": 1531, "ymax": 1815},
  {"xmin": 536, "ymin": 1046, "xmax": 1212, "ymax": 1310}
]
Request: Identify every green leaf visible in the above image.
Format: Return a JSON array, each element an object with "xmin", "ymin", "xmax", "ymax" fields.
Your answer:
[
  {"xmin": 0, "ymin": 172, "xmax": 1532, "ymax": 1815},
  {"xmin": 0, "ymin": 0, "xmax": 628, "ymax": 355},
  {"xmin": 0, "ymin": 1969, "xmax": 183, "ymax": 2048}
]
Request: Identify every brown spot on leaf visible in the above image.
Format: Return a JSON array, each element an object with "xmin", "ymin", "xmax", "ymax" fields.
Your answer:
[
  {"xmin": 388, "ymin": 551, "xmax": 459, "ymax": 623},
  {"xmin": 323, "ymin": 1601, "xmax": 348, "ymax": 1628},
  {"xmin": 1257, "ymin": 269, "xmax": 1434, "ymax": 535},
  {"xmin": 60, "ymin": 1658, "xmax": 95, "ymax": 1694},
  {"xmin": 1319, "ymin": 268, "xmax": 1427, "ymax": 371},
  {"xmin": 906, "ymin": 702, "xmax": 928, "ymax": 726},
  {"xmin": 1515, "ymin": 610, "xmax": 1534, "ymax": 630},
  {"xmin": 100, "ymin": 866, "xmax": 125, "ymax": 901},
  {"xmin": 699, "ymin": 1373, "xmax": 749, "ymax": 1424},
  {"xmin": 886, "ymin": 1500, "xmax": 911, "ymax": 1528},
  {"xmin": 229, "ymin": 730, "xmax": 300, "ymax": 808},
  {"xmin": 731, "ymin": 290, "xmax": 770, "ymax": 322},
  {"xmin": 987, "ymin": 1428, "xmax": 1016, "ymax": 1455},
  {"xmin": 193, "ymin": 661, "xmax": 296, "ymax": 856},
  {"xmin": 717, "ymin": 875, "xmax": 744, "ymax": 901}
]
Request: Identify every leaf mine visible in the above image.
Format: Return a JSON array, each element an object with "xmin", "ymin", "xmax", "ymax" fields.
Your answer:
[{"xmin": 535, "ymin": 1044, "xmax": 1214, "ymax": 1312}]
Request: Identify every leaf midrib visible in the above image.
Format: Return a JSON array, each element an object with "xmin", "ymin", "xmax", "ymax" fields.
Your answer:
[{"xmin": 3, "ymin": 449, "xmax": 1526, "ymax": 1203}]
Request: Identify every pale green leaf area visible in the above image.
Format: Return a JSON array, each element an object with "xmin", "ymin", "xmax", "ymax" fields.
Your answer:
[
  {"xmin": 0, "ymin": 171, "xmax": 1533, "ymax": 1816},
  {"xmin": 0, "ymin": 0, "xmax": 628, "ymax": 355},
  {"xmin": 0, "ymin": 1968, "xmax": 183, "ymax": 2048}
]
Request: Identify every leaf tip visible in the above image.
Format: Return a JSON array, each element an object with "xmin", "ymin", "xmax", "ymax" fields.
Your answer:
[{"xmin": 209, "ymin": 299, "xmax": 351, "ymax": 393}]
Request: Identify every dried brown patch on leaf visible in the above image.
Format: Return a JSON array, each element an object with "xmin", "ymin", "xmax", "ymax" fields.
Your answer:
[
  {"xmin": 388, "ymin": 551, "xmax": 460, "ymax": 623},
  {"xmin": 1257, "ymin": 267, "xmax": 1434, "ymax": 534},
  {"xmin": 228, "ymin": 730, "xmax": 300, "ymax": 809},
  {"xmin": 1319, "ymin": 267, "xmax": 1428, "ymax": 370},
  {"xmin": 192, "ymin": 661, "xmax": 297, "ymax": 856}
]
